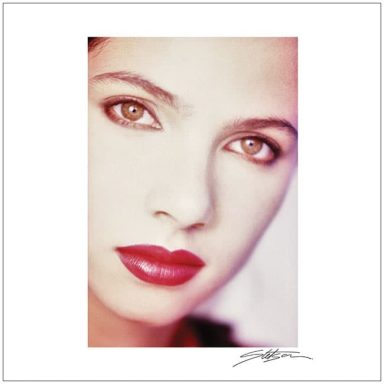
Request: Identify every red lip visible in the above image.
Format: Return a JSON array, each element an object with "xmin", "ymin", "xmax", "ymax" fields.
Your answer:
[{"xmin": 115, "ymin": 245, "xmax": 205, "ymax": 286}]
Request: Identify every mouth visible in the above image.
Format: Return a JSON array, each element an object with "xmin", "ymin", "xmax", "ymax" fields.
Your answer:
[{"xmin": 115, "ymin": 245, "xmax": 206, "ymax": 286}]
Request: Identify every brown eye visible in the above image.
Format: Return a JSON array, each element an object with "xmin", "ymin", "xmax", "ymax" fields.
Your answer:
[
  {"xmin": 104, "ymin": 98, "xmax": 162, "ymax": 130},
  {"xmin": 224, "ymin": 136, "xmax": 278, "ymax": 164},
  {"xmin": 121, "ymin": 101, "xmax": 145, "ymax": 121},
  {"xmin": 240, "ymin": 138, "xmax": 263, "ymax": 155}
]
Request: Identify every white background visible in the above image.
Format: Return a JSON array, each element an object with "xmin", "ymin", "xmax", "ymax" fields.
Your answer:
[{"xmin": 3, "ymin": 2, "xmax": 380, "ymax": 381}]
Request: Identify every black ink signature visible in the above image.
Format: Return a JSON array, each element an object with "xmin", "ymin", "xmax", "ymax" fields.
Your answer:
[{"xmin": 233, "ymin": 348, "xmax": 313, "ymax": 367}]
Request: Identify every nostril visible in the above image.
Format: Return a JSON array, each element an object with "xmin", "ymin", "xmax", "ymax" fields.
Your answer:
[
  {"xmin": 188, "ymin": 223, "xmax": 205, "ymax": 230},
  {"xmin": 153, "ymin": 210, "xmax": 207, "ymax": 230},
  {"xmin": 150, "ymin": 185, "xmax": 214, "ymax": 229},
  {"xmin": 154, "ymin": 211, "xmax": 169, "ymax": 218}
]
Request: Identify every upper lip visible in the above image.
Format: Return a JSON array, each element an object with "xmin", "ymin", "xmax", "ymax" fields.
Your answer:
[
  {"xmin": 115, "ymin": 245, "xmax": 205, "ymax": 286},
  {"xmin": 115, "ymin": 245, "xmax": 205, "ymax": 266}
]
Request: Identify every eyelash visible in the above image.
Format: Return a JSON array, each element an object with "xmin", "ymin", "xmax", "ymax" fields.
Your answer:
[
  {"xmin": 224, "ymin": 134, "xmax": 281, "ymax": 165},
  {"xmin": 101, "ymin": 96, "xmax": 281, "ymax": 165},
  {"xmin": 103, "ymin": 96, "xmax": 162, "ymax": 130}
]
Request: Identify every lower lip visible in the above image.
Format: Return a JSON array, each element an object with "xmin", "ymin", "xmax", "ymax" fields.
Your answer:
[{"xmin": 115, "ymin": 245, "xmax": 205, "ymax": 286}]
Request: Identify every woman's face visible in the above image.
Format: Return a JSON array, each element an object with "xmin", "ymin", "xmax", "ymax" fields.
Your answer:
[{"xmin": 89, "ymin": 38, "xmax": 297, "ymax": 325}]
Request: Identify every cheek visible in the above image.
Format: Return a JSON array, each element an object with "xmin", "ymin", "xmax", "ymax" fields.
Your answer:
[
  {"xmin": 89, "ymin": 130, "xmax": 145, "ymax": 260},
  {"xmin": 205, "ymin": 154, "xmax": 295, "ymax": 278},
  {"xmin": 216, "ymin": 153, "xmax": 293, "ymax": 220},
  {"xmin": 89, "ymin": 116, "xmax": 157, "ymax": 221}
]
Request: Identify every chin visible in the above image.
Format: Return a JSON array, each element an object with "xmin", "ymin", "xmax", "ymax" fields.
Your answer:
[
  {"xmin": 91, "ymin": 279, "xmax": 205, "ymax": 327},
  {"xmin": 115, "ymin": 297, "xmax": 197, "ymax": 327}
]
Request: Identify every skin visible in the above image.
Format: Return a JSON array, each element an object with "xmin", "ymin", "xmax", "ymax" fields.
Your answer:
[{"xmin": 88, "ymin": 37, "xmax": 297, "ymax": 347}]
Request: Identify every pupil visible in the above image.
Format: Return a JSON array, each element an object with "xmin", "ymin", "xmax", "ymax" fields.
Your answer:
[
  {"xmin": 241, "ymin": 137, "xmax": 262, "ymax": 155},
  {"xmin": 121, "ymin": 101, "xmax": 145, "ymax": 121}
]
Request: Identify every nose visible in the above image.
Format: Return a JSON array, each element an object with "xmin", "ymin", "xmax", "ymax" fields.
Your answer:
[{"xmin": 146, "ymin": 148, "xmax": 214, "ymax": 231}]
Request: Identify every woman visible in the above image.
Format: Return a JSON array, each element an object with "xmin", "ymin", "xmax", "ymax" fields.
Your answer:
[{"xmin": 88, "ymin": 37, "xmax": 297, "ymax": 347}]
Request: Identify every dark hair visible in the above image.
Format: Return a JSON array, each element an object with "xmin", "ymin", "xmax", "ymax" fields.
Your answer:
[{"xmin": 88, "ymin": 37, "xmax": 109, "ymax": 52}]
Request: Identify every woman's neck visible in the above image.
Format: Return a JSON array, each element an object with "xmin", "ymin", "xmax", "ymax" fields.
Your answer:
[{"xmin": 88, "ymin": 288, "xmax": 179, "ymax": 347}]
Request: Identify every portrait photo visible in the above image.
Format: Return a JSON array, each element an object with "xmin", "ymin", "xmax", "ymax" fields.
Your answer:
[
  {"xmin": 88, "ymin": 37, "xmax": 298, "ymax": 348},
  {"xmin": 3, "ymin": 3, "xmax": 380, "ymax": 381}
]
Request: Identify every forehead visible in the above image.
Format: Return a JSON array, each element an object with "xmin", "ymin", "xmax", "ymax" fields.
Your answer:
[{"xmin": 89, "ymin": 37, "xmax": 297, "ymax": 127}]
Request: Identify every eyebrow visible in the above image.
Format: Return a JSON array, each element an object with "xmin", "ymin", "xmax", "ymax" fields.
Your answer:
[
  {"xmin": 90, "ymin": 71, "xmax": 297, "ymax": 138},
  {"xmin": 89, "ymin": 71, "xmax": 178, "ymax": 107},
  {"xmin": 228, "ymin": 117, "xmax": 298, "ymax": 139}
]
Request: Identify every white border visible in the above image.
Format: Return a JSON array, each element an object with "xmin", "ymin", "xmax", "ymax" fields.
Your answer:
[{"xmin": 3, "ymin": 2, "xmax": 381, "ymax": 381}]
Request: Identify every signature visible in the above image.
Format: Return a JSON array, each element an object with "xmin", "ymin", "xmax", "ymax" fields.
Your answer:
[{"xmin": 233, "ymin": 348, "xmax": 313, "ymax": 367}]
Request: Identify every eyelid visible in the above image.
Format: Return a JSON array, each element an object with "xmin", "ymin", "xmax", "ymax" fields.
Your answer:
[
  {"xmin": 101, "ymin": 95, "xmax": 162, "ymax": 129},
  {"xmin": 222, "ymin": 131, "xmax": 281, "ymax": 154},
  {"xmin": 102, "ymin": 95, "xmax": 159, "ymax": 118},
  {"xmin": 222, "ymin": 132, "xmax": 282, "ymax": 165}
]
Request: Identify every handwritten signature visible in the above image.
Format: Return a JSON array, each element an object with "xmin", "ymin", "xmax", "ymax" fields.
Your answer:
[{"xmin": 233, "ymin": 348, "xmax": 313, "ymax": 367}]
